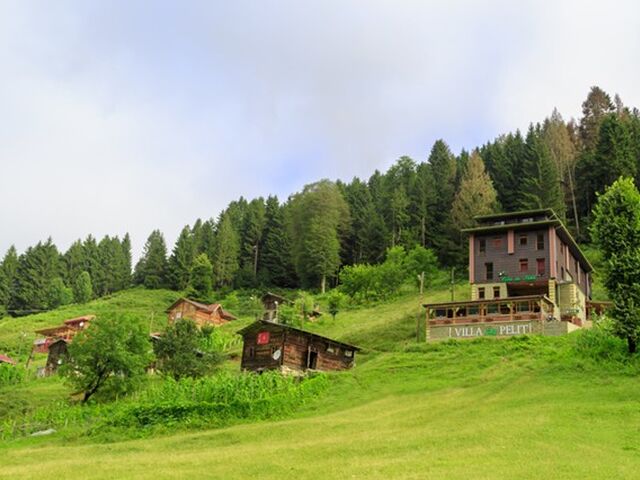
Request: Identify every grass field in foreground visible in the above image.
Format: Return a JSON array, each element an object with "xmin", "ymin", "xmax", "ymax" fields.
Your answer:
[{"xmin": 2, "ymin": 332, "xmax": 640, "ymax": 479}]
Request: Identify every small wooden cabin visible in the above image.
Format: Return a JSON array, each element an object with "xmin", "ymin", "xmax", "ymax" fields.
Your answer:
[
  {"xmin": 238, "ymin": 320, "xmax": 360, "ymax": 374},
  {"xmin": 261, "ymin": 292, "xmax": 292, "ymax": 321},
  {"xmin": 45, "ymin": 339, "xmax": 69, "ymax": 375},
  {"xmin": 166, "ymin": 298, "xmax": 237, "ymax": 327}
]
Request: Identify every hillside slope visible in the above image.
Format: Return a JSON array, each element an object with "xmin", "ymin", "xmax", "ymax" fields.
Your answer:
[{"xmin": 2, "ymin": 284, "xmax": 640, "ymax": 479}]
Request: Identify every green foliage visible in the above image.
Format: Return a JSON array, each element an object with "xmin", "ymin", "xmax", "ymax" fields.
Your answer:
[
  {"xmin": 61, "ymin": 314, "xmax": 152, "ymax": 403},
  {"xmin": 452, "ymin": 151, "xmax": 499, "ymax": 230},
  {"xmin": 213, "ymin": 213, "xmax": 240, "ymax": 288},
  {"xmin": 154, "ymin": 319, "xmax": 223, "ymax": 380},
  {"xmin": 405, "ymin": 246, "xmax": 439, "ymax": 287},
  {"xmin": 258, "ymin": 196, "xmax": 297, "ymax": 287},
  {"xmin": 187, "ymin": 253, "xmax": 213, "ymax": 301},
  {"xmin": 48, "ymin": 277, "xmax": 73, "ymax": 308},
  {"xmin": 326, "ymin": 290, "xmax": 346, "ymax": 320},
  {"xmin": 167, "ymin": 226, "xmax": 196, "ymax": 291},
  {"xmin": 288, "ymin": 180, "xmax": 351, "ymax": 291},
  {"xmin": 590, "ymin": 177, "xmax": 640, "ymax": 352},
  {"xmin": 0, "ymin": 363, "xmax": 26, "ymax": 387},
  {"xmin": 73, "ymin": 271, "xmax": 93, "ymax": 304},
  {"xmin": 134, "ymin": 230, "xmax": 169, "ymax": 289}
]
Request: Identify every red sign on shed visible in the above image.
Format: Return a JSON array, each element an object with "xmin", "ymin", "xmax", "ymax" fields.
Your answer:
[{"xmin": 257, "ymin": 331, "xmax": 270, "ymax": 345}]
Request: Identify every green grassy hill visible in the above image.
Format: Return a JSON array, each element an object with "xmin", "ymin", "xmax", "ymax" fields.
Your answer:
[{"xmin": 2, "ymin": 284, "xmax": 640, "ymax": 479}]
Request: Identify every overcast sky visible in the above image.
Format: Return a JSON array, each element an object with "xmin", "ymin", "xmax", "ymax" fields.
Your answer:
[{"xmin": 1, "ymin": 0, "xmax": 639, "ymax": 260}]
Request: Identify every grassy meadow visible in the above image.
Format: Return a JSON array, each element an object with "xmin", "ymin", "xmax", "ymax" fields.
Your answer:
[{"xmin": 2, "ymin": 279, "xmax": 640, "ymax": 479}]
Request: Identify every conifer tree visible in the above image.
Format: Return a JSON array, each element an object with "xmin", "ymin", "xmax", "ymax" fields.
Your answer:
[
  {"xmin": 213, "ymin": 213, "xmax": 240, "ymax": 287},
  {"xmin": 0, "ymin": 246, "xmax": 18, "ymax": 313},
  {"xmin": 580, "ymin": 86, "xmax": 614, "ymax": 151},
  {"xmin": 83, "ymin": 235, "xmax": 104, "ymax": 297},
  {"xmin": 120, "ymin": 233, "xmax": 132, "ymax": 289},
  {"xmin": 73, "ymin": 271, "xmax": 93, "ymax": 303},
  {"xmin": 167, "ymin": 226, "xmax": 196, "ymax": 291},
  {"xmin": 12, "ymin": 238, "xmax": 62, "ymax": 313},
  {"xmin": 452, "ymin": 151, "xmax": 499, "ymax": 230},
  {"xmin": 134, "ymin": 230, "xmax": 169, "ymax": 289},
  {"xmin": 63, "ymin": 240, "xmax": 86, "ymax": 287},
  {"xmin": 188, "ymin": 253, "xmax": 213, "ymax": 301},
  {"xmin": 258, "ymin": 196, "xmax": 297, "ymax": 287},
  {"xmin": 520, "ymin": 125, "xmax": 565, "ymax": 216},
  {"xmin": 238, "ymin": 198, "xmax": 266, "ymax": 285},
  {"xmin": 414, "ymin": 163, "xmax": 437, "ymax": 249}
]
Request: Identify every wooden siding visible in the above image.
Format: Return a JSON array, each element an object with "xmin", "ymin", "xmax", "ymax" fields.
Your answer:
[
  {"xmin": 472, "ymin": 229, "xmax": 549, "ymax": 285},
  {"xmin": 240, "ymin": 322, "xmax": 356, "ymax": 373},
  {"xmin": 167, "ymin": 300, "xmax": 228, "ymax": 327}
]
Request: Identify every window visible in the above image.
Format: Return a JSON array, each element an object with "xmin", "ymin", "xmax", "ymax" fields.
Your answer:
[
  {"xmin": 344, "ymin": 350, "xmax": 354, "ymax": 358},
  {"xmin": 478, "ymin": 287, "xmax": 485, "ymax": 299},
  {"xmin": 468, "ymin": 306, "xmax": 479, "ymax": 316},
  {"xmin": 175, "ymin": 311, "xmax": 182, "ymax": 319},
  {"xmin": 326, "ymin": 345, "xmax": 335, "ymax": 354},
  {"xmin": 519, "ymin": 234, "xmax": 528, "ymax": 247},
  {"xmin": 537, "ymin": 258, "xmax": 545, "ymax": 276},
  {"xmin": 561, "ymin": 266, "xmax": 565, "ymax": 280},
  {"xmin": 487, "ymin": 303, "xmax": 499, "ymax": 314},
  {"xmin": 536, "ymin": 233, "xmax": 544, "ymax": 250},
  {"xmin": 492, "ymin": 237, "xmax": 503, "ymax": 248},
  {"xmin": 456, "ymin": 308, "xmax": 467, "ymax": 318},
  {"xmin": 479, "ymin": 238, "xmax": 486, "ymax": 254},
  {"xmin": 519, "ymin": 258, "xmax": 528, "ymax": 272},
  {"xmin": 248, "ymin": 347, "xmax": 255, "ymax": 359},
  {"xmin": 516, "ymin": 302, "xmax": 530, "ymax": 313},
  {"xmin": 499, "ymin": 303, "xmax": 511, "ymax": 314},
  {"xmin": 485, "ymin": 262, "xmax": 494, "ymax": 280},
  {"xmin": 435, "ymin": 308, "xmax": 446, "ymax": 318},
  {"xmin": 493, "ymin": 286, "xmax": 500, "ymax": 298},
  {"xmin": 447, "ymin": 309, "xmax": 454, "ymax": 319}
]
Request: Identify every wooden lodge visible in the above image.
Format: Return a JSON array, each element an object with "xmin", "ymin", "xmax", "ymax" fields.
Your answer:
[
  {"xmin": 426, "ymin": 209, "xmax": 600, "ymax": 341},
  {"xmin": 33, "ymin": 314, "xmax": 94, "ymax": 353},
  {"xmin": 237, "ymin": 320, "xmax": 360, "ymax": 374},
  {"xmin": 166, "ymin": 298, "xmax": 237, "ymax": 327}
]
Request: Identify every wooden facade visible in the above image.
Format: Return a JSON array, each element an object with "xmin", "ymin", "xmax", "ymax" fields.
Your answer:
[
  {"xmin": 261, "ymin": 292, "xmax": 292, "ymax": 321},
  {"xmin": 462, "ymin": 209, "xmax": 594, "ymax": 325},
  {"xmin": 33, "ymin": 315, "xmax": 94, "ymax": 353},
  {"xmin": 45, "ymin": 339, "xmax": 69, "ymax": 375},
  {"xmin": 166, "ymin": 298, "xmax": 236, "ymax": 327},
  {"xmin": 237, "ymin": 320, "xmax": 359, "ymax": 373}
]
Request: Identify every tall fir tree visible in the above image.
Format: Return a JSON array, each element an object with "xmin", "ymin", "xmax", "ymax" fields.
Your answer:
[
  {"xmin": 0, "ymin": 246, "xmax": 18, "ymax": 313},
  {"xmin": 452, "ymin": 151, "xmax": 499, "ymax": 230},
  {"xmin": 428, "ymin": 140, "xmax": 458, "ymax": 265},
  {"xmin": 134, "ymin": 230, "xmax": 169, "ymax": 289},
  {"xmin": 167, "ymin": 226, "xmax": 196, "ymax": 291},
  {"xmin": 12, "ymin": 238, "xmax": 62, "ymax": 313},
  {"xmin": 520, "ymin": 124, "xmax": 565, "ymax": 216},
  {"xmin": 258, "ymin": 196, "xmax": 297, "ymax": 287},
  {"xmin": 579, "ymin": 86, "xmax": 614, "ymax": 151},
  {"xmin": 213, "ymin": 213, "xmax": 240, "ymax": 288},
  {"xmin": 120, "ymin": 233, "xmax": 132, "ymax": 289}
]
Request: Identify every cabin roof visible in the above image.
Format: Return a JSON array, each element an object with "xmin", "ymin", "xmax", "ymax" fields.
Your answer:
[
  {"xmin": 0, "ymin": 354, "xmax": 16, "ymax": 365},
  {"xmin": 63, "ymin": 315, "xmax": 95, "ymax": 325},
  {"xmin": 237, "ymin": 320, "xmax": 361, "ymax": 351},
  {"xmin": 261, "ymin": 292, "xmax": 293, "ymax": 305},
  {"xmin": 165, "ymin": 298, "xmax": 237, "ymax": 320},
  {"xmin": 34, "ymin": 325, "xmax": 71, "ymax": 336}
]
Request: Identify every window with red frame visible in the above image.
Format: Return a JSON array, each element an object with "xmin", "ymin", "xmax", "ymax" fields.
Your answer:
[{"xmin": 519, "ymin": 258, "xmax": 528, "ymax": 272}]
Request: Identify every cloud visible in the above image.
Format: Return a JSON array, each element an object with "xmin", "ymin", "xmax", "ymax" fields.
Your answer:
[{"xmin": 0, "ymin": 1, "xmax": 639, "ymax": 260}]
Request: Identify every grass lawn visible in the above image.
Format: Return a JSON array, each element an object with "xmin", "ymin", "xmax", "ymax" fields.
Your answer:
[{"xmin": 2, "ymin": 282, "xmax": 638, "ymax": 479}]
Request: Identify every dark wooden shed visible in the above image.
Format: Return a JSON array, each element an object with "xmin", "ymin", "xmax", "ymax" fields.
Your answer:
[
  {"xmin": 237, "ymin": 320, "xmax": 360, "ymax": 374},
  {"xmin": 45, "ymin": 339, "xmax": 69, "ymax": 375},
  {"xmin": 261, "ymin": 293, "xmax": 292, "ymax": 321}
]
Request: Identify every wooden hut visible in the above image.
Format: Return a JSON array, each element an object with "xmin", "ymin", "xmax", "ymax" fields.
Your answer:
[
  {"xmin": 45, "ymin": 339, "xmax": 69, "ymax": 375},
  {"xmin": 166, "ymin": 298, "xmax": 237, "ymax": 327},
  {"xmin": 261, "ymin": 292, "xmax": 292, "ymax": 321},
  {"xmin": 237, "ymin": 320, "xmax": 359, "ymax": 374}
]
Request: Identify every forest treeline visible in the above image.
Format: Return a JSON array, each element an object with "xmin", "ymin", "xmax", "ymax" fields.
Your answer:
[{"xmin": 1, "ymin": 86, "xmax": 639, "ymax": 315}]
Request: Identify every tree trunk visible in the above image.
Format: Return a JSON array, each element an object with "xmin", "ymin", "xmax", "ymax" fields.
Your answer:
[
  {"xmin": 628, "ymin": 336, "xmax": 637, "ymax": 354},
  {"xmin": 567, "ymin": 168, "xmax": 580, "ymax": 237},
  {"xmin": 321, "ymin": 275, "xmax": 326, "ymax": 294}
]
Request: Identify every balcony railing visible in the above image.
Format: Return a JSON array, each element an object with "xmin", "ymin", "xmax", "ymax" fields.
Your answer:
[{"xmin": 424, "ymin": 295, "xmax": 555, "ymax": 326}]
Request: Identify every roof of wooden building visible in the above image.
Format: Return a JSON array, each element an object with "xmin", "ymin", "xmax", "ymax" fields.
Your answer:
[
  {"xmin": 237, "ymin": 320, "xmax": 360, "ymax": 351},
  {"xmin": 0, "ymin": 354, "xmax": 16, "ymax": 365},
  {"xmin": 165, "ymin": 298, "xmax": 237, "ymax": 320},
  {"xmin": 261, "ymin": 292, "xmax": 293, "ymax": 304}
]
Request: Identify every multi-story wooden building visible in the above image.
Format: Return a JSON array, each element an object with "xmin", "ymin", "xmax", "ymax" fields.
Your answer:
[{"xmin": 425, "ymin": 209, "xmax": 595, "ymax": 341}]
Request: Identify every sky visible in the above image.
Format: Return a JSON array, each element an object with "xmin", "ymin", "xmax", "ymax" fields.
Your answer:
[{"xmin": 1, "ymin": 0, "xmax": 640, "ymax": 260}]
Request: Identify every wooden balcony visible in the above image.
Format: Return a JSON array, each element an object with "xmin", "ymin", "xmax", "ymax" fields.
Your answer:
[{"xmin": 424, "ymin": 295, "xmax": 555, "ymax": 326}]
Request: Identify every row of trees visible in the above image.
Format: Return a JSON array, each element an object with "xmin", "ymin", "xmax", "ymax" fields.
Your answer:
[
  {"xmin": 3, "ymin": 86, "xmax": 639, "ymax": 314},
  {"xmin": 134, "ymin": 86, "xmax": 640, "ymax": 293},
  {"xmin": 0, "ymin": 235, "xmax": 132, "ymax": 316}
]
